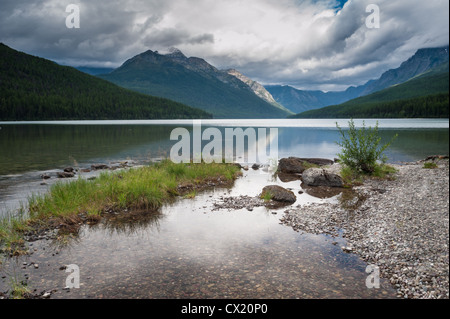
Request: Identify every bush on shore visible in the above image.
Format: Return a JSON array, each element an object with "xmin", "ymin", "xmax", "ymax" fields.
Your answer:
[{"xmin": 336, "ymin": 119, "xmax": 398, "ymax": 174}]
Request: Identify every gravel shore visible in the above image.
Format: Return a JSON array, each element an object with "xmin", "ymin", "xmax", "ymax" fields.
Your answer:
[{"xmin": 281, "ymin": 158, "xmax": 449, "ymax": 299}]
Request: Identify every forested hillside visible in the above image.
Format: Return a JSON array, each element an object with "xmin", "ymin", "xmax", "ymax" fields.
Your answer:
[
  {"xmin": 292, "ymin": 64, "xmax": 449, "ymax": 119},
  {"xmin": 293, "ymin": 93, "xmax": 448, "ymax": 118},
  {"xmin": 0, "ymin": 43, "xmax": 211, "ymax": 120}
]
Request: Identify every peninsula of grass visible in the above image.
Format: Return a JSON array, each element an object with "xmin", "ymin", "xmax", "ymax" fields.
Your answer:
[{"xmin": 0, "ymin": 160, "xmax": 241, "ymax": 255}]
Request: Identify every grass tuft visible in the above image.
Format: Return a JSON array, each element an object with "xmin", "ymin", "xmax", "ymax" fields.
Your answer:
[
  {"xmin": 1, "ymin": 161, "xmax": 241, "ymax": 256},
  {"xmin": 423, "ymin": 162, "xmax": 438, "ymax": 169},
  {"xmin": 340, "ymin": 163, "xmax": 398, "ymax": 187}
]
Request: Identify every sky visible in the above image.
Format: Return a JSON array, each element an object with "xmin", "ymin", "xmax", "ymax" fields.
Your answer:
[{"xmin": 0, "ymin": 0, "xmax": 449, "ymax": 91}]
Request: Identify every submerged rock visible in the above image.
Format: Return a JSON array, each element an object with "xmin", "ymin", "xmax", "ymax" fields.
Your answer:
[
  {"xmin": 91, "ymin": 164, "xmax": 109, "ymax": 170},
  {"xmin": 252, "ymin": 163, "xmax": 261, "ymax": 170},
  {"xmin": 277, "ymin": 172, "xmax": 301, "ymax": 183},
  {"xmin": 57, "ymin": 172, "xmax": 75, "ymax": 179},
  {"xmin": 301, "ymin": 185, "xmax": 344, "ymax": 199}
]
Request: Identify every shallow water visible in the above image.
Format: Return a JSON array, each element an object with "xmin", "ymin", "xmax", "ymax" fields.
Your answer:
[
  {"xmin": 0, "ymin": 119, "xmax": 448, "ymax": 218},
  {"xmin": 0, "ymin": 119, "xmax": 448, "ymax": 299},
  {"xmin": 0, "ymin": 170, "xmax": 397, "ymax": 299}
]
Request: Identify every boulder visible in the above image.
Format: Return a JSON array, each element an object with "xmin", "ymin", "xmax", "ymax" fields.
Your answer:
[
  {"xmin": 278, "ymin": 157, "xmax": 334, "ymax": 174},
  {"xmin": 277, "ymin": 172, "xmax": 301, "ymax": 183},
  {"xmin": 261, "ymin": 185, "xmax": 297, "ymax": 204},
  {"xmin": 91, "ymin": 164, "xmax": 109, "ymax": 170},
  {"xmin": 57, "ymin": 172, "xmax": 75, "ymax": 179},
  {"xmin": 64, "ymin": 167, "xmax": 74, "ymax": 173},
  {"xmin": 301, "ymin": 164, "xmax": 343, "ymax": 188},
  {"xmin": 252, "ymin": 163, "xmax": 261, "ymax": 170},
  {"xmin": 301, "ymin": 185, "xmax": 344, "ymax": 198}
]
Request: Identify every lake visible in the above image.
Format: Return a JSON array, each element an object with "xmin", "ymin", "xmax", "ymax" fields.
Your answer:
[
  {"xmin": 1, "ymin": 119, "xmax": 448, "ymax": 175},
  {"xmin": 0, "ymin": 119, "xmax": 448, "ymax": 299}
]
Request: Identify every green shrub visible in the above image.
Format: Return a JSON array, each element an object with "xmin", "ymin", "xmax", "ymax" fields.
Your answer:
[
  {"xmin": 423, "ymin": 162, "xmax": 438, "ymax": 169},
  {"xmin": 336, "ymin": 119, "xmax": 398, "ymax": 174}
]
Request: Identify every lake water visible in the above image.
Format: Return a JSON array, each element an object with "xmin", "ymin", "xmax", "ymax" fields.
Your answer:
[
  {"xmin": 1, "ymin": 119, "xmax": 448, "ymax": 175},
  {"xmin": 0, "ymin": 119, "xmax": 448, "ymax": 299}
]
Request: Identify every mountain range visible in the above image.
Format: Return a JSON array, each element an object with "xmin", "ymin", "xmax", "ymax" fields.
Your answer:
[
  {"xmin": 1, "ymin": 42, "xmax": 448, "ymax": 121},
  {"xmin": 98, "ymin": 48, "xmax": 291, "ymax": 119},
  {"xmin": 0, "ymin": 43, "xmax": 211, "ymax": 121},
  {"xmin": 292, "ymin": 61, "xmax": 449, "ymax": 118},
  {"xmin": 266, "ymin": 46, "xmax": 449, "ymax": 114}
]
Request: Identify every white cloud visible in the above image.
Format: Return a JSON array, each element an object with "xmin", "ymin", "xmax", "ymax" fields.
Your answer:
[{"xmin": 0, "ymin": 0, "xmax": 448, "ymax": 91}]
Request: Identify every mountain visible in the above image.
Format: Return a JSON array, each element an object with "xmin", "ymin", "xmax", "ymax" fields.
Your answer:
[
  {"xmin": 225, "ymin": 69, "xmax": 293, "ymax": 114},
  {"xmin": 265, "ymin": 85, "xmax": 366, "ymax": 114},
  {"xmin": 99, "ymin": 48, "xmax": 291, "ymax": 119},
  {"xmin": 361, "ymin": 46, "xmax": 449, "ymax": 96},
  {"xmin": 267, "ymin": 46, "xmax": 449, "ymax": 113},
  {"xmin": 76, "ymin": 66, "xmax": 115, "ymax": 76},
  {"xmin": 0, "ymin": 43, "xmax": 211, "ymax": 121},
  {"xmin": 291, "ymin": 63, "xmax": 449, "ymax": 119}
]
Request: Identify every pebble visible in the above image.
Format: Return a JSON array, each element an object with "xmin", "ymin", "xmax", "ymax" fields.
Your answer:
[{"xmin": 281, "ymin": 159, "xmax": 449, "ymax": 299}]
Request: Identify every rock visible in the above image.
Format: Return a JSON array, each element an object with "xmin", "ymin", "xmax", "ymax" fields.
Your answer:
[
  {"xmin": 57, "ymin": 172, "xmax": 75, "ymax": 179},
  {"xmin": 301, "ymin": 185, "xmax": 344, "ymax": 199},
  {"xmin": 42, "ymin": 292, "xmax": 52, "ymax": 299},
  {"xmin": 261, "ymin": 185, "xmax": 297, "ymax": 204},
  {"xmin": 278, "ymin": 157, "xmax": 334, "ymax": 174},
  {"xmin": 40, "ymin": 174, "xmax": 51, "ymax": 180},
  {"xmin": 64, "ymin": 167, "xmax": 74, "ymax": 173},
  {"xmin": 342, "ymin": 246, "xmax": 353, "ymax": 253},
  {"xmin": 252, "ymin": 163, "xmax": 261, "ymax": 170},
  {"xmin": 424, "ymin": 155, "xmax": 449, "ymax": 161},
  {"xmin": 277, "ymin": 172, "xmax": 301, "ymax": 183},
  {"xmin": 91, "ymin": 164, "xmax": 109, "ymax": 170},
  {"xmin": 302, "ymin": 165, "xmax": 344, "ymax": 188},
  {"xmin": 80, "ymin": 168, "xmax": 91, "ymax": 173}
]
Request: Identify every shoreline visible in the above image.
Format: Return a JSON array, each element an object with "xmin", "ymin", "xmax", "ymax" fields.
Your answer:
[
  {"xmin": 1, "ymin": 158, "xmax": 448, "ymax": 299},
  {"xmin": 281, "ymin": 158, "xmax": 449, "ymax": 299}
]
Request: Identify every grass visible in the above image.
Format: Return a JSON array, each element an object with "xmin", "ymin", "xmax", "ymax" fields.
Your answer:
[
  {"xmin": 301, "ymin": 161, "xmax": 320, "ymax": 170},
  {"xmin": 260, "ymin": 191, "xmax": 273, "ymax": 202},
  {"xmin": 0, "ymin": 210, "xmax": 30, "ymax": 255},
  {"xmin": 340, "ymin": 163, "xmax": 398, "ymax": 187},
  {"xmin": 9, "ymin": 276, "xmax": 31, "ymax": 299},
  {"xmin": 183, "ymin": 190, "xmax": 198, "ymax": 199},
  {"xmin": 423, "ymin": 162, "xmax": 438, "ymax": 169},
  {"xmin": 0, "ymin": 160, "xmax": 241, "ymax": 255}
]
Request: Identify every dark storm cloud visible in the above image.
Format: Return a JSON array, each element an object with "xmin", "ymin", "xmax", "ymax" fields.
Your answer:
[
  {"xmin": 0, "ymin": 0, "xmax": 448, "ymax": 90},
  {"xmin": 143, "ymin": 29, "xmax": 214, "ymax": 48}
]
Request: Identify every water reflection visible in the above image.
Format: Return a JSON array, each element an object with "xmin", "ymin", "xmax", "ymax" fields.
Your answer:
[
  {"xmin": 0, "ymin": 121, "xmax": 448, "ymax": 176},
  {"xmin": 99, "ymin": 210, "xmax": 163, "ymax": 236},
  {"xmin": 0, "ymin": 176, "xmax": 397, "ymax": 299},
  {"xmin": 0, "ymin": 120, "xmax": 448, "ymax": 218}
]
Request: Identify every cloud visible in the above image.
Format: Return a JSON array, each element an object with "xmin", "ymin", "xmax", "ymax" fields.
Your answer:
[{"xmin": 0, "ymin": 0, "xmax": 448, "ymax": 91}]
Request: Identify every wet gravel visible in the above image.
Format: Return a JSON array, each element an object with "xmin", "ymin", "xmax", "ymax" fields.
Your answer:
[{"xmin": 281, "ymin": 159, "xmax": 449, "ymax": 299}]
